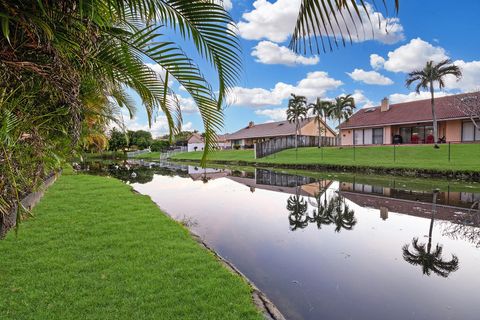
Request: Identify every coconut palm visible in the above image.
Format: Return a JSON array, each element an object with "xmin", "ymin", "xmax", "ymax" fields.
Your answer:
[
  {"xmin": 402, "ymin": 189, "xmax": 459, "ymax": 277},
  {"xmin": 309, "ymin": 98, "xmax": 333, "ymax": 147},
  {"xmin": 308, "ymin": 189, "xmax": 333, "ymax": 230},
  {"xmin": 286, "ymin": 195, "xmax": 309, "ymax": 231},
  {"xmin": 290, "ymin": 1, "xmax": 400, "ymax": 55},
  {"xmin": 330, "ymin": 95, "xmax": 356, "ymax": 145},
  {"xmin": 286, "ymin": 94, "xmax": 308, "ymax": 150},
  {"xmin": 406, "ymin": 60, "xmax": 462, "ymax": 148}
]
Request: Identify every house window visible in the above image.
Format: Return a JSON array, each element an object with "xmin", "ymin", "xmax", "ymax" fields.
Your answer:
[
  {"xmin": 364, "ymin": 129, "xmax": 373, "ymax": 144},
  {"xmin": 372, "ymin": 128, "xmax": 384, "ymax": 144},
  {"xmin": 354, "ymin": 129, "xmax": 364, "ymax": 145},
  {"xmin": 462, "ymin": 121, "xmax": 475, "ymax": 141}
]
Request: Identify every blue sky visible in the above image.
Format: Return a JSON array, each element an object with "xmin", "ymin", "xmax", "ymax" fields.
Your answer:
[{"xmin": 124, "ymin": 0, "xmax": 480, "ymax": 137}]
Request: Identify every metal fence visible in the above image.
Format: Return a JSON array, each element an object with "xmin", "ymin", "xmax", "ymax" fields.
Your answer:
[
  {"xmin": 255, "ymin": 135, "xmax": 336, "ymax": 158},
  {"xmin": 161, "ymin": 147, "xmax": 187, "ymax": 160},
  {"xmin": 126, "ymin": 149, "xmax": 151, "ymax": 158}
]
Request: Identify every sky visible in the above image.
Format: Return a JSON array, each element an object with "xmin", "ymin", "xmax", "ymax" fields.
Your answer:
[{"xmin": 122, "ymin": 0, "xmax": 480, "ymax": 137}]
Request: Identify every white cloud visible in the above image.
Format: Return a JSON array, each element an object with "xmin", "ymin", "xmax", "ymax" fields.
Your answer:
[
  {"xmin": 444, "ymin": 60, "xmax": 480, "ymax": 91},
  {"xmin": 229, "ymin": 71, "xmax": 343, "ymax": 107},
  {"xmin": 237, "ymin": 0, "xmax": 299, "ymax": 43},
  {"xmin": 145, "ymin": 63, "xmax": 174, "ymax": 86},
  {"xmin": 381, "ymin": 38, "xmax": 449, "ymax": 73},
  {"xmin": 237, "ymin": 0, "xmax": 403, "ymax": 44},
  {"xmin": 349, "ymin": 90, "xmax": 375, "ymax": 108},
  {"xmin": 255, "ymin": 108, "xmax": 287, "ymax": 122},
  {"xmin": 347, "ymin": 68, "xmax": 393, "ymax": 85},
  {"xmin": 182, "ymin": 121, "xmax": 194, "ymax": 131},
  {"xmin": 117, "ymin": 115, "xmax": 170, "ymax": 138},
  {"xmin": 389, "ymin": 91, "xmax": 450, "ymax": 104},
  {"xmin": 370, "ymin": 54, "xmax": 385, "ymax": 70},
  {"xmin": 252, "ymin": 41, "xmax": 319, "ymax": 66},
  {"xmin": 176, "ymin": 95, "xmax": 198, "ymax": 114}
]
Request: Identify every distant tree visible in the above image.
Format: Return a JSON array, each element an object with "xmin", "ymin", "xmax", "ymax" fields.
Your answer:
[
  {"xmin": 128, "ymin": 130, "xmax": 153, "ymax": 149},
  {"xmin": 286, "ymin": 195, "xmax": 309, "ymax": 231},
  {"xmin": 330, "ymin": 95, "xmax": 355, "ymax": 145},
  {"xmin": 286, "ymin": 94, "xmax": 308, "ymax": 150},
  {"xmin": 406, "ymin": 59, "xmax": 462, "ymax": 148},
  {"xmin": 150, "ymin": 140, "xmax": 170, "ymax": 152},
  {"xmin": 108, "ymin": 128, "xmax": 128, "ymax": 152},
  {"xmin": 325, "ymin": 194, "xmax": 357, "ymax": 232},
  {"xmin": 309, "ymin": 98, "xmax": 333, "ymax": 147}
]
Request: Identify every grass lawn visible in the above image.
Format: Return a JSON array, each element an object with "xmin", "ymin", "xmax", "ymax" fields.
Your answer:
[
  {"xmin": 0, "ymin": 173, "xmax": 262, "ymax": 320},
  {"xmin": 171, "ymin": 144, "xmax": 480, "ymax": 172}
]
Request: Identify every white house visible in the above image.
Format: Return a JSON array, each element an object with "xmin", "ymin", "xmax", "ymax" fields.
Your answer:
[
  {"xmin": 187, "ymin": 133, "xmax": 205, "ymax": 152},
  {"xmin": 187, "ymin": 133, "xmax": 231, "ymax": 152}
]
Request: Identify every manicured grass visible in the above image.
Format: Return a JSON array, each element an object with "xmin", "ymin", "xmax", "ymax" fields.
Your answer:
[
  {"xmin": 0, "ymin": 174, "xmax": 262, "ymax": 320},
  {"xmin": 171, "ymin": 144, "xmax": 480, "ymax": 172}
]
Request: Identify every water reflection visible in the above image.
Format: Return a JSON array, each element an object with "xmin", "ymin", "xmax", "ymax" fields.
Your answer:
[
  {"xmin": 80, "ymin": 160, "xmax": 480, "ymax": 320},
  {"xmin": 402, "ymin": 190, "xmax": 459, "ymax": 278}
]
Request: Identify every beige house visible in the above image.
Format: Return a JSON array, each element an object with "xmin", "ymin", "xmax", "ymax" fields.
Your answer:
[
  {"xmin": 227, "ymin": 118, "xmax": 336, "ymax": 148},
  {"xmin": 339, "ymin": 92, "xmax": 480, "ymax": 146}
]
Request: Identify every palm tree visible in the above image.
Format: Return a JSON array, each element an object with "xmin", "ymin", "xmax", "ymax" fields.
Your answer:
[
  {"xmin": 402, "ymin": 189, "xmax": 459, "ymax": 277},
  {"xmin": 406, "ymin": 60, "xmax": 462, "ymax": 148},
  {"xmin": 286, "ymin": 94, "xmax": 308, "ymax": 150},
  {"xmin": 308, "ymin": 189, "xmax": 333, "ymax": 230},
  {"xmin": 286, "ymin": 195, "xmax": 309, "ymax": 231},
  {"xmin": 0, "ymin": 1, "xmax": 241, "ymax": 220},
  {"xmin": 290, "ymin": 1, "xmax": 400, "ymax": 55},
  {"xmin": 330, "ymin": 95, "xmax": 356, "ymax": 145},
  {"xmin": 309, "ymin": 98, "xmax": 333, "ymax": 147}
]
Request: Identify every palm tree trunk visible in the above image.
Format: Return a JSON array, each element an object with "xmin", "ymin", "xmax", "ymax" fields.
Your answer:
[
  {"xmin": 430, "ymin": 81, "xmax": 439, "ymax": 148},
  {"xmin": 318, "ymin": 119, "xmax": 322, "ymax": 148},
  {"xmin": 295, "ymin": 119, "xmax": 298, "ymax": 150},
  {"xmin": 428, "ymin": 190, "xmax": 438, "ymax": 253},
  {"xmin": 338, "ymin": 119, "xmax": 341, "ymax": 146},
  {"xmin": 324, "ymin": 114, "xmax": 327, "ymax": 146}
]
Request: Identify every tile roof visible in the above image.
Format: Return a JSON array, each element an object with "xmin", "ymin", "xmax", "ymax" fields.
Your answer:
[
  {"xmin": 227, "ymin": 118, "xmax": 322, "ymax": 140},
  {"xmin": 339, "ymin": 92, "xmax": 479, "ymax": 129},
  {"xmin": 187, "ymin": 132, "xmax": 204, "ymax": 143}
]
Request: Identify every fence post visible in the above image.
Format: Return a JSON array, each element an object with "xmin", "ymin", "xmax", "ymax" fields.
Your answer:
[
  {"xmin": 353, "ymin": 144, "xmax": 356, "ymax": 161},
  {"xmin": 448, "ymin": 142, "xmax": 451, "ymax": 162},
  {"xmin": 393, "ymin": 144, "xmax": 396, "ymax": 163}
]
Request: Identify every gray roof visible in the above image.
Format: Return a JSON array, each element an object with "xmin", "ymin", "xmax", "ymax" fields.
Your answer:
[{"xmin": 227, "ymin": 118, "xmax": 314, "ymax": 140}]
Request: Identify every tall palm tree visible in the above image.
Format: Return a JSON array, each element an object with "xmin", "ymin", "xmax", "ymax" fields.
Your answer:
[
  {"xmin": 308, "ymin": 189, "xmax": 332, "ymax": 230},
  {"xmin": 286, "ymin": 94, "xmax": 308, "ymax": 150},
  {"xmin": 330, "ymin": 95, "xmax": 356, "ymax": 145},
  {"xmin": 309, "ymin": 98, "xmax": 333, "ymax": 147},
  {"xmin": 406, "ymin": 60, "xmax": 462, "ymax": 148},
  {"xmin": 402, "ymin": 189, "xmax": 459, "ymax": 277}
]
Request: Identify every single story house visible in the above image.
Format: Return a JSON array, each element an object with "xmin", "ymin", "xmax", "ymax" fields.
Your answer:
[
  {"xmin": 227, "ymin": 118, "xmax": 336, "ymax": 149},
  {"xmin": 187, "ymin": 133, "xmax": 231, "ymax": 152},
  {"xmin": 338, "ymin": 92, "xmax": 480, "ymax": 146}
]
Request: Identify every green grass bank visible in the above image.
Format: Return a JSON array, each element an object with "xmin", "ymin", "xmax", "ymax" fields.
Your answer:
[
  {"xmin": 170, "ymin": 144, "xmax": 480, "ymax": 179},
  {"xmin": 0, "ymin": 173, "xmax": 262, "ymax": 320}
]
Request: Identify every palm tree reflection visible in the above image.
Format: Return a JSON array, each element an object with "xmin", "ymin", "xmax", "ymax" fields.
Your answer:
[
  {"xmin": 287, "ymin": 190, "xmax": 356, "ymax": 232},
  {"xmin": 402, "ymin": 189, "xmax": 459, "ymax": 277},
  {"xmin": 286, "ymin": 195, "xmax": 309, "ymax": 231}
]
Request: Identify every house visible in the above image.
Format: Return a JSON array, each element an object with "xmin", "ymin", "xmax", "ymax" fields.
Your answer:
[
  {"xmin": 339, "ymin": 92, "xmax": 480, "ymax": 146},
  {"xmin": 187, "ymin": 132, "xmax": 231, "ymax": 152},
  {"xmin": 187, "ymin": 132, "xmax": 205, "ymax": 152},
  {"xmin": 227, "ymin": 118, "xmax": 336, "ymax": 149}
]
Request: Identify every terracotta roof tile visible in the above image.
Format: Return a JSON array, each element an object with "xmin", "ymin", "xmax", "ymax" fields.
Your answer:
[{"xmin": 340, "ymin": 92, "xmax": 479, "ymax": 129}]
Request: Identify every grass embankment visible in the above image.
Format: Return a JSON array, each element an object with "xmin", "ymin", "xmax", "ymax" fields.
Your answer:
[
  {"xmin": 0, "ymin": 174, "xmax": 262, "ymax": 320},
  {"xmin": 171, "ymin": 144, "xmax": 480, "ymax": 172}
]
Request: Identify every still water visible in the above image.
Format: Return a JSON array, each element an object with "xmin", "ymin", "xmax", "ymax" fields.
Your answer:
[{"xmin": 86, "ymin": 161, "xmax": 480, "ymax": 320}]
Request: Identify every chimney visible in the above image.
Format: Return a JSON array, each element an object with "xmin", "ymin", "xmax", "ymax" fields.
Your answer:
[
  {"xmin": 380, "ymin": 97, "xmax": 390, "ymax": 112},
  {"xmin": 248, "ymin": 121, "xmax": 254, "ymax": 128}
]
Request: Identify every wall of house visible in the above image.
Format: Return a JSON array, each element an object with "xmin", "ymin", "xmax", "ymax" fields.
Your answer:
[
  {"xmin": 300, "ymin": 120, "xmax": 335, "ymax": 137},
  {"xmin": 384, "ymin": 126, "xmax": 392, "ymax": 144},
  {"xmin": 445, "ymin": 120, "xmax": 462, "ymax": 142},
  {"xmin": 187, "ymin": 142, "xmax": 205, "ymax": 152},
  {"xmin": 340, "ymin": 129, "xmax": 353, "ymax": 146}
]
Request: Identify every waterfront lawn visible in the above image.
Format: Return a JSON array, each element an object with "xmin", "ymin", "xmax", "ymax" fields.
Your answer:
[
  {"xmin": 171, "ymin": 144, "xmax": 480, "ymax": 172},
  {"xmin": 133, "ymin": 151, "xmax": 161, "ymax": 160},
  {"xmin": 0, "ymin": 174, "xmax": 262, "ymax": 320}
]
